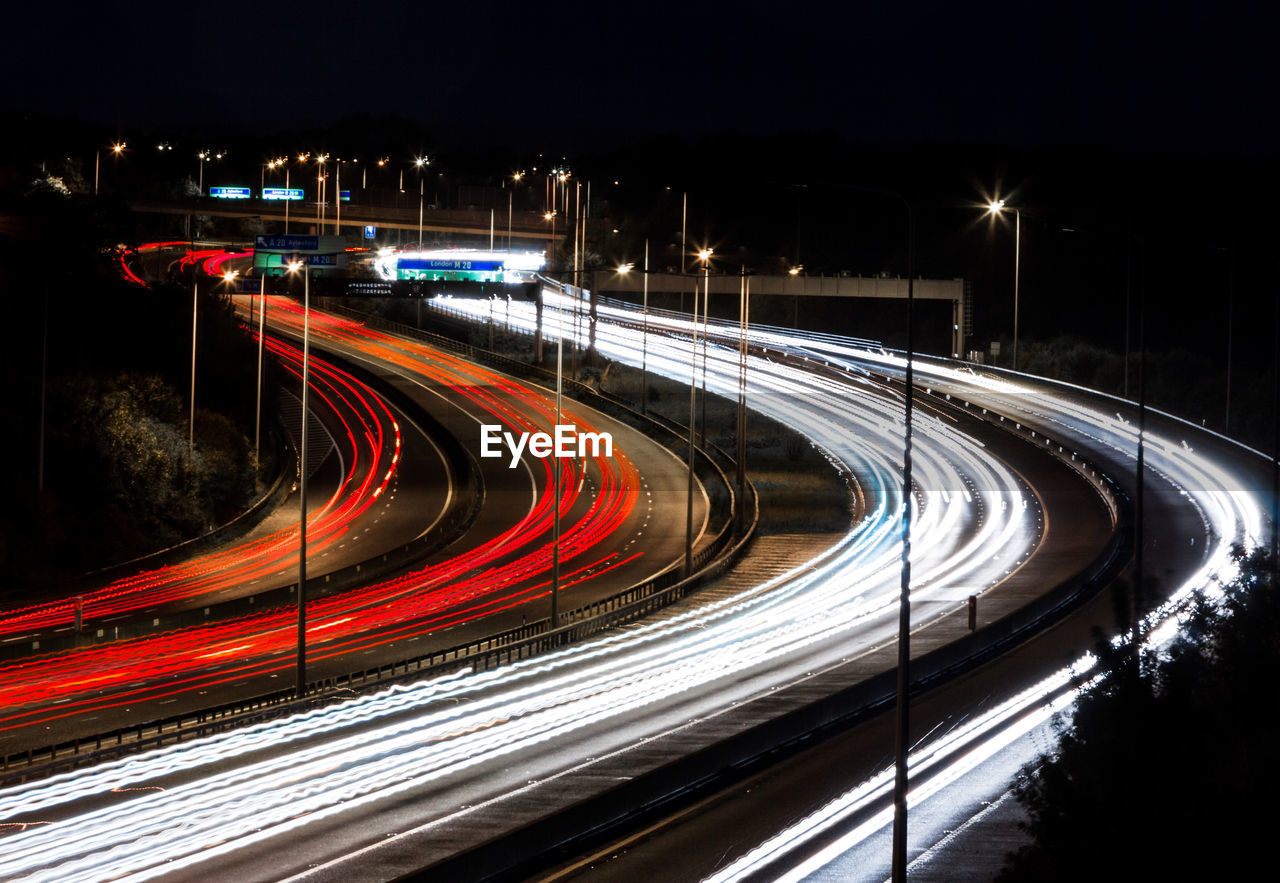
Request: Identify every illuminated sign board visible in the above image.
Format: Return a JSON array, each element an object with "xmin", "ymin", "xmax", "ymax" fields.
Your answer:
[
  {"xmin": 401, "ymin": 259, "xmax": 503, "ymax": 272},
  {"xmin": 374, "ymin": 249, "xmax": 545, "ymax": 283},
  {"xmin": 255, "ymin": 235, "xmax": 320, "ymax": 251},
  {"xmin": 262, "ymin": 188, "xmax": 304, "ymax": 201},
  {"xmin": 210, "ymin": 186, "xmax": 251, "ymax": 199},
  {"xmin": 397, "ymin": 257, "xmax": 506, "ymax": 282},
  {"xmin": 340, "ymin": 190, "xmax": 351, "ymax": 202}
]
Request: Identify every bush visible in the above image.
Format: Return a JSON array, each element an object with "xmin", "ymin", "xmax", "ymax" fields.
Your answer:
[{"xmin": 1000, "ymin": 549, "xmax": 1280, "ymax": 879}]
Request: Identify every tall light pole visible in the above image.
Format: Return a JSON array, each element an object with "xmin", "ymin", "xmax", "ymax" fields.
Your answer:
[
  {"xmin": 634, "ymin": 241, "xmax": 650, "ymax": 415},
  {"xmin": 698, "ymin": 249, "xmax": 713, "ymax": 448},
  {"xmin": 891, "ymin": 193, "xmax": 915, "ymax": 883},
  {"xmin": 287, "ymin": 259, "xmax": 312, "ymax": 697},
  {"xmin": 415, "ymin": 156, "xmax": 427, "ymax": 249},
  {"xmin": 189, "ymin": 276, "xmax": 199, "ymax": 455},
  {"xmin": 551, "ymin": 286, "xmax": 564, "ymax": 629},
  {"xmin": 508, "ymin": 188, "xmax": 515, "ymax": 251},
  {"xmin": 987, "ymin": 199, "xmax": 1021, "ymax": 370},
  {"xmin": 37, "ymin": 291, "xmax": 48, "ymax": 493},
  {"xmin": 254, "ymin": 271, "xmax": 267, "ymax": 469},
  {"xmin": 192, "ymin": 148, "xmax": 217, "ymax": 195},
  {"xmin": 737, "ymin": 267, "xmax": 750, "ymax": 527},
  {"xmin": 315, "ymin": 155, "xmax": 326, "ymax": 231},
  {"xmin": 685, "ymin": 268, "xmax": 703, "ymax": 578},
  {"xmin": 94, "ymin": 141, "xmax": 125, "ymax": 196}
]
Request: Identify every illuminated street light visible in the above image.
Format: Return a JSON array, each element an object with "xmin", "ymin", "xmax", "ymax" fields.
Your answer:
[
  {"xmin": 987, "ymin": 198, "xmax": 1022, "ymax": 371},
  {"xmin": 253, "ymin": 267, "xmax": 267, "ymax": 470},
  {"xmin": 196, "ymin": 151, "xmax": 216, "ymax": 196},
  {"xmin": 315, "ymin": 155, "xmax": 327, "ymax": 228},
  {"xmin": 286, "ymin": 257, "xmax": 312, "ymax": 698},
  {"xmin": 697, "ymin": 249, "xmax": 713, "ymax": 447},
  {"xmin": 94, "ymin": 141, "xmax": 126, "ymax": 195},
  {"xmin": 188, "ymin": 274, "xmax": 199, "ymax": 455}
]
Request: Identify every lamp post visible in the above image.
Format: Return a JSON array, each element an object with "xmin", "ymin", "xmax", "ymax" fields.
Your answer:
[
  {"xmin": 551, "ymin": 284, "xmax": 565, "ymax": 629},
  {"xmin": 789, "ymin": 264, "xmax": 803, "ymax": 328},
  {"xmin": 254, "ymin": 270, "xmax": 267, "ymax": 469},
  {"xmin": 987, "ymin": 199, "xmax": 1021, "ymax": 371},
  {"xmin": 698, "ymin": 249, "xmax": 713, "ymax": 448},
  {"xmin": 189, "ymin": 275, "xmax": 199, "ymax": 455},
  {"xmin": 737, "ymin": 267, "xmax": 749, "ymax": 527},
  {"xmin": 415, "ymin": 156, "xmax": 427, "ymax": 249},
  {"xmin": 642, "ymin": 242, "xmax": 650, "ymax": 416},
  {"xmin": 315, "ymin": 154, "xmax": 327, "ymax": 230},
  {"xmin": 287, "ymin": 259, "xmax": 312, "ymax": 697},
  {"xmin": 94, "ymin": 141, "xmax": 125, "ymax": 196},
  {"xmin": 194, "ymin": 152, "xmax": 220, "ymax": 198},
  {"xmin": 685, "ymin": 267, "xmax": 701, "ymax": 578},
  {"xmin": 620, "ymin": 244, "xmax": 650, "ymax": 415}
]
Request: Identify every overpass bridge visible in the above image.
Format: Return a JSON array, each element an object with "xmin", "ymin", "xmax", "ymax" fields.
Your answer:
[
  {"xmin": 128, "ymin": 199, "xmax": 556, "ymax": 251},
  {"xmin": 592, "ymin": 271, "xmax": 971, "ymax": 358}
]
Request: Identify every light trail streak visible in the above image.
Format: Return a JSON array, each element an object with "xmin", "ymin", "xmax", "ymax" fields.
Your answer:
[
  {"xmin": 0, "ymin": 299, "xmax": 645, "ymax": 736},
  {"xmin": 553, "ymin": 293, "xmax": 1264, "ymax": 879},
  {"xmin": 0, "ymin": 338, "xmax": 400, "ymax": 637},
  {"xmin": 0, "ymin": 291, "xmax": 1053, "ymax": 879}
]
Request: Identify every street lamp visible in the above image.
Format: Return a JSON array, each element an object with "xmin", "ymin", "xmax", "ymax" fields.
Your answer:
[
  {"xmin": 196, "ymin": 150, "xmax": 222, "ymax": 197},
  {"xmin": 987, "ymin": 199, "xmax": 1022, "ymax": 371},
  {"xmin": 286, "ymin": 258, "xmax": 312, "ymax": 698},
  {"xmin": 550, "ymin": 285, "xmax": 565, "ymax": 630},
  {"xmin": 697, "ymin": 249, "xmax": 713, "ymax": 448},
  {"xmin": 684, "ymin": 253, "xmax": 709, "ymax": 578},
  {"xmin": 254, "ymin": 268, "xmax": 267, "ymax": 469},
  {"xmin": 544, "ymin": 210, "xmax": 557, "ymax": 260},
  {"xmin": 94, "ymin": 141, "xmax": 126, "ymax": 196},
  {"xmin": 189, "ymin": 274, "xmax": 199, "ymax": 454},
  {"xmin": 315, "ymin": 154, "xmax": 327, "ymax": 229},
  {"xmin": 262, "ymin": 157, "xmax": 285, "ymax": 197},
  {"xmin": 414, "ymin": 156, "xmax": 428, "ymax": 249}
]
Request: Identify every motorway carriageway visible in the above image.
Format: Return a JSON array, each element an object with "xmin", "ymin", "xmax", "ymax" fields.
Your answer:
[
  {"xmin": 523, "ymin": 294, "xmax": 1267, "ymax": 880},
  {"xmin": 0, "ymin": 336, "xmax": 436, "ymax": 641},
  {"xmin": 0, "ymin": 290, "xmax": 701, "ymax": 756},
  {"xmin": 0, "ymin": 287, "xmax": 1076, "ymax": 881}
]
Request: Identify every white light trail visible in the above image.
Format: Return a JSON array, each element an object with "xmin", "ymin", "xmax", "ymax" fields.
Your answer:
[{"xmin": 0, "ymin": 289, "xmax": 1254, "ymax": 881}]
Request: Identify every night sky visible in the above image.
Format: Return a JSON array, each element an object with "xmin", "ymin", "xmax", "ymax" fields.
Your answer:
[
  {"xmin": 8, "ymin": 1, "xmax": 1277, "ymax": 155},
  {"xmin": 5, "ymin": 0, "xmax": 1279, "ymax": 438}
]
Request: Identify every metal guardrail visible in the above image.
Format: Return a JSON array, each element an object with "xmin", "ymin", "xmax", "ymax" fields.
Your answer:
[{"xmin": 0, "ymin": 307, "xmax": 756, "ymax": 785}]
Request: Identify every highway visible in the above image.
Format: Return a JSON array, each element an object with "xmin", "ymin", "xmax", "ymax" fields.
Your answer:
[
  {"xmin": 516, "ymin": 295, "xmax": 1267, "ymax": 879},
  {"xmin": 0, "ymin": 268, "xmax": 701, "ymax": 758},
  {"xmin": 0, "ymin": 334, "xmax": 443, "ymax": 641},
  {"xmin": 0, "ymin": 285, "xmax": 1083, "ymax": 880}
]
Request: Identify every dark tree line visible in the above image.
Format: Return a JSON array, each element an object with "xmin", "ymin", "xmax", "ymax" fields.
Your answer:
[
  {"xmin": 0, "ymin": 176, "xmax": 271, "ymax": 595},
  {"xmin": 1000, "ymin": 548, "xmax": 1280, "ymax": 879}
]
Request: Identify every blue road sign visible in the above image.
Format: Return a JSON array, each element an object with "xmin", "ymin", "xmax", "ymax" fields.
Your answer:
[
  {"xmin": 364, "ymin": 225, "xmax": 376, "ymax": 239},
  {"xmin": 255, "ymin": 235, "xmax": 320, "ymax": 251},
  {"xmin": 262, "ymin": 188, "xmax": 304, "ymax": 201}
]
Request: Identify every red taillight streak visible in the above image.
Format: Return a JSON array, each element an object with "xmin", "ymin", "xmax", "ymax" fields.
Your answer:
[{"xmin": 0, "ymin": 302, "xmax": 644, "ymax": 733}]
